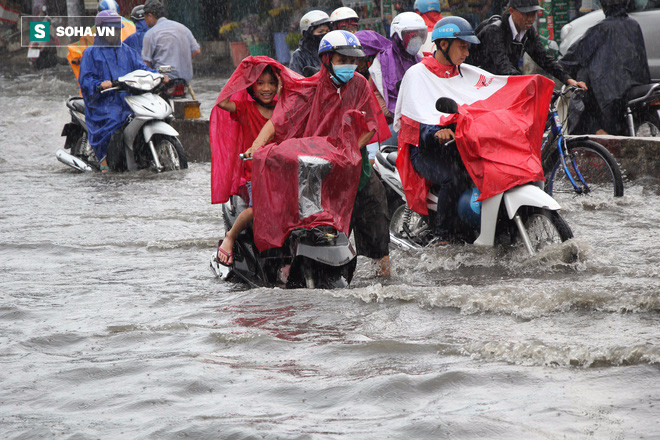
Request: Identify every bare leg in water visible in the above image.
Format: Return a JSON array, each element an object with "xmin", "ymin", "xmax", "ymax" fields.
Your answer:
[{"xmin": 217, "ymin": 207, "xmax": 253, "ymax": 265}]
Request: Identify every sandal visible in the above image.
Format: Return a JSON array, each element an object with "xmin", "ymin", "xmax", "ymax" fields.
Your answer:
[
  {"xmin": 216, "ymin": 239, "xmax": 234, "ymax": 266},
  {"xmin": 99, "ymin": 164, "xmax": 110, "ymax": 173}
]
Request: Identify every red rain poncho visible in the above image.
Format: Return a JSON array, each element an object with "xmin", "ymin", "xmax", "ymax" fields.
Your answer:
[
  {"xmin": 251, "ymin": 110, "xmax": 366, "ymax": 251},
  {"xmin": 252, "ymin": 63, "xmax": 387, "ymax": 251},
  {"xmin": 394, "ymin": 58, "xmax": 553, "ymax": 214}
]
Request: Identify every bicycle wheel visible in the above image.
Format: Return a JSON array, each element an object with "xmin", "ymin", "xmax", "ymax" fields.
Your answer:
[{"xmin": 545, "ymin": 139, "xmax": 624, "ymax": 199}]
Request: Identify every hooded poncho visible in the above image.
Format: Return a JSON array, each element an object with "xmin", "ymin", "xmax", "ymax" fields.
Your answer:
[
  {"xmin": 559, "ymin": 8, "xmax": 651, "ymax": 134},
  {"xmin": 78, "ymin": 37, "xmax": 154, "ymax": 161}
]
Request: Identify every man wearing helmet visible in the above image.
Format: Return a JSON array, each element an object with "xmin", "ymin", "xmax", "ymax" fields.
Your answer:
[
  {"xmin": 330, "ymin": 7, "xmax": 360, "ymax": 33},
  {"xmin": 123, "ymin": 5, "xmax": 148, "ymax": 54},
  {"xmin": 396, "ymin": 16, "xmax": 556, "ymax": 244},
  {"xmin": 394, "ymin": 17, "xmax": 479, "ymax": 244},
  {"xmin": 558, "ymin": 0, "xmax": 651, "ymax": 135},
  {"xmin": 413, "ymin": 0, "xmax": 444, "ymax": 55},
  {"xmin": 289, "ymin": 10, "xmax": 331, "ymax": 76},
  {"xmin": 468, "ymin": 0, "xmax": 584, "ymax": 90},
  {"xmin": 245, "ymin": 31, "xmax": 392, "ymax": 277}
]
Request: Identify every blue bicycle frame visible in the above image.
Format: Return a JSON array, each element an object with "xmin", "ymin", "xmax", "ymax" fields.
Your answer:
[{"xmin": 541, "ymin": 89, "xmax": 592, "ymax": 195}]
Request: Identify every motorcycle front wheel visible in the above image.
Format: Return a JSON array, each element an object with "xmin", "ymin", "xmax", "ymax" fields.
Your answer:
[
  {"xmin": 515, "ymin": 207, "xmax": 573, "ymax": 254},
  {"xmin": 151, "ymin": 135, "xmax": 188, "ymax": 171}
]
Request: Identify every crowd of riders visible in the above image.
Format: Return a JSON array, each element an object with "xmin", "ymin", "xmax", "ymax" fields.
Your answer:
[
  {"xmin": 76, "ymin": 0, "xmax": 650, "ymax": 277},
  {"xmin": 210, "ymin": 0, "xmax": 650, "ymax": 277}
]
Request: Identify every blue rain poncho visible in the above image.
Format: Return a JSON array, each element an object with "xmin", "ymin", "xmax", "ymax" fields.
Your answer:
[
  {"xmin": 78, "ymin": 36, "xmax": 155, "ymax": 161},
  {"xmin": 123, "ymin": 19, "xmax": 149, "ymax": 54}
]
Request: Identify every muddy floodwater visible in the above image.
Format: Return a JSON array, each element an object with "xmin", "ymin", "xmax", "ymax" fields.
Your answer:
[{"xmin": 1, "ymin": 68, "xmax": 659, "ymax": 439}]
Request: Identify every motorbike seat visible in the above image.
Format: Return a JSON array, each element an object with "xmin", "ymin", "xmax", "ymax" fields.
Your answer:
[
  {"xmin": 67, "ymin": 97, "xmax": 86, "ymax": 114},
  {"xmin": 626, "ymin": 83, "xmax": 660, "ymax": 105},
  {"xmin": 386, "ymin": 151, "xmax": 398, "ymax": 167},
  {"xmin": 375, "ymin": 150, "xmax": 398, "ymax": 172}
]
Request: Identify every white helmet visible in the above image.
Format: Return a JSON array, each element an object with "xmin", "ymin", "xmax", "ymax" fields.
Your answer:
[
  {"xmin": 318, "ymin": 30, "xmax": 365, "ymax": 58},
  {"xmin": 330, "ymin": 6, "xmax": 359, "ymax": 23},
  {"xmin": 390, "ymin": 12, "xmax": 427, "ymax": 40},
  {"xmin": 299, "ymin": 10, "xmax": 331, "ymax": 33}
]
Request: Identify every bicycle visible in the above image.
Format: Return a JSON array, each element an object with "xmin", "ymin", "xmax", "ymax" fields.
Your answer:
[{"xmin": 541, "ymin": 86, "xmax": 624, "ymax": 200}]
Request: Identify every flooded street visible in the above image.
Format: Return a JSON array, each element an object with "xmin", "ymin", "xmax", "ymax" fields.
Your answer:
[{"xmin": 1, "ymin": 66, "xmax": 659, "ymax": 439}]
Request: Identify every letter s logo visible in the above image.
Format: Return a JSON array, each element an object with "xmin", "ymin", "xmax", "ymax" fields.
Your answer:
[
  {"xmin": 30, "ymin": 22, "xmax": 50, "ymax": 41},
  {"xmin": 35, "ymin": 24, "xmax": 45, "ymax": 39}
]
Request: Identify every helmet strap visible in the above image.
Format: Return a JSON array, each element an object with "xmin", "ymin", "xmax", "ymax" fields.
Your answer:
[
  {"xmin": 439, "ymin": 39, "xmax": 454, "ymax": 66},
  {"xmin": 321, "ymin": 54, "xmax": 346, "ymax": 86}
]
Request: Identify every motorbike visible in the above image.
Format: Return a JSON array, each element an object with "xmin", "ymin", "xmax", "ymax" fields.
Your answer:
[
  {"xmin": 27, "ymin": 8, "xmax": 58, "ymax": 70},
  {"xmin": 623, "ymin": 82, "xmax": 660, "ymax": 137},
  {"xmin": 57, "ymin": 69, "xmax": 188, "ymax": 173},
  {"xmin": 374, "ymin": 98, "xmax": 574, "ymax": 256},
  {"xmin": 210, "ymin": 156, "xmax": 358, "ymax": 289},
  {"xmin": 27, "ymin": 40, "xmax": 58, "ymax": 70},
  {"xmin": 562, "ymin": 82, "xmax": 660, "ymax": 137}
]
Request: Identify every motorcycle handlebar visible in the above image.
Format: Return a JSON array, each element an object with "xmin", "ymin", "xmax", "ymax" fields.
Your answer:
[{"xmin": 97, "ymin": 79, "xmax": 119, "ymax": 93}]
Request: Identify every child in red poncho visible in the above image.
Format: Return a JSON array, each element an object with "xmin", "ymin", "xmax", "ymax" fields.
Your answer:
[{"xmin": 213, "ymin": 63, "xmax": 280, "ymax": 266}]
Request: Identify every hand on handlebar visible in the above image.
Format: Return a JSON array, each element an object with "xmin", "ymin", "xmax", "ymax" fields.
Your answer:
[
  {"xmin": 95, "ymin": 80, "xmax": 113, "ymax": 92},
  {"xmin": 435, "ymin": 128, "xmax": 455, "ymax": 143},
  {"xmin": 244, "ymin": 143, "xmax": 261, "ymax": 159},
  {"xmin": 567, "ymin": 78, "xmax": 588, "ymax": 91}
]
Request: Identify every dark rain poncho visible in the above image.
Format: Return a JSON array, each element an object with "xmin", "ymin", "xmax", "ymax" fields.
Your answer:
[
  {"xmin": 123, "ymin": 19, "xmax": 149, "ymax": 54},
  {"xmin": 78, "ymin": 37, "xmax": 154, "ymax": 161},
  {"xmin": 289, "ymin": 33, "xmax": 323, "ymax": 76},
  {"xmin": 559, "ymin": 8, "xmax": 651, "ymax": 134}
]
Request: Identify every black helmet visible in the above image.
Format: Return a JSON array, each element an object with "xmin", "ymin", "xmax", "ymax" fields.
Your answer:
[{"xmin": 131, "ymin": 5, "xmax": 145, "ymax": 21}]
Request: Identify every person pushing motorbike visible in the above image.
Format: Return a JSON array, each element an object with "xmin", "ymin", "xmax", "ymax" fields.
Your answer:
[{"xmin": 558, "ymin": 0, "xmax": 651, "ymax": 135}]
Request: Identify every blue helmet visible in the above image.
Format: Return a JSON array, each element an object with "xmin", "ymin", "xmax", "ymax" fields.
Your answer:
[
  {"xmin": 413, "ymin": 0, "xmax": 441, "ymax": 13},
  {"xmin": 318, "ymin": 30, "xmax": 365, "ymax": 58},
  {"xmin": 97, "ymin": 0, "xmax": 119, "ymax": 13},
  {"xmin": 458, "ymin": 188, "xmax": 482, "ymax": 229},
  {"xmin": 431, "ymin": 16, "xmax": 480, "ymax": 44}
]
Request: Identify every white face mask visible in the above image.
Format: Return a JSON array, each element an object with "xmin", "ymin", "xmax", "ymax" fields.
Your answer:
[{"xmin": 405, "ymin": 36, "xmax": 424, "ymax": 55}]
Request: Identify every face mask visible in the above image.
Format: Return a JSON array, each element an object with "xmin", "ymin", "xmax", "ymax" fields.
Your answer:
[
  {"xmin": 331, "ymin": 63, "xmax": 357, "ymax": 84},
  {"xmin": 311, "ymin": 33, "xmax": 324, "ymax": 46},
  {"xmin": 405, "ymin": 36, "xmax": 424, "ymax": 55}
]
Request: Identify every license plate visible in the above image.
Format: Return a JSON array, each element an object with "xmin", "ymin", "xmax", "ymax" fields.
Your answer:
[{"xmin": 27, "ymin": 48, "xmax": 40, "ymax": 58}]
